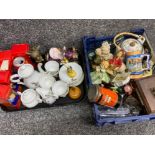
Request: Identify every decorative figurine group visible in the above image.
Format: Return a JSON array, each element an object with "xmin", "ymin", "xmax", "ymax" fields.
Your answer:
[{"xmin": 88, "ymin": 32, "xmax": 154, "ymax": 110}]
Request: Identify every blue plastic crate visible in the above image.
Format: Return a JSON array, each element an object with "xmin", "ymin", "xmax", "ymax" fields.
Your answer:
[{"xmin": 83, "ymin": 28, "xmax": 155, "ymax": 126}]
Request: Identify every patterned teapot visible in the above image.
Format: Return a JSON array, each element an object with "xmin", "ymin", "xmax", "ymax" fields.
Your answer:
[{"xmin": 114, "ymin": 32, "xmax": 150, "ymax": 79}]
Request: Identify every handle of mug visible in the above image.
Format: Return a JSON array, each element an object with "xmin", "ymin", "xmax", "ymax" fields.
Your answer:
[
  {"xmin": 10, "ymin": 74, "xmax": 21, "ymax": 83},
  {"xmin": 37, "ymin": 97, "xmax": 42, "ymax": 103},
  {"xmin": 141, "ymin": 54, "xmax": 150, "ymax": 71},
  {"xmin": 10, "ymin": 74, "xmax": 25, "ymax": 85},
  {"xmin": 16, "ymin": 91, "xmax": 22, "ymax": 96}
]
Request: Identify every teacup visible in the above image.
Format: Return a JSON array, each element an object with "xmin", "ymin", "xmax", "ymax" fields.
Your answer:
[
  {"xmin": 45, "ymin": 61, "xmax": 59, "ymax": 76},
  {"xmin": 13, "ymin": 57, "xmax": 25, "ymax": 69},
  {"xmin": 18, "ymin": 89, "xmax": 42, "ymax": 108},
  {"xmin": 52, "ymin": 80, "xmax": 69, "ymax": 97}
]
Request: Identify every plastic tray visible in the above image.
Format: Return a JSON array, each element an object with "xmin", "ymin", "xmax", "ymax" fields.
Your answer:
[
  {"xmin": 1, "ymin": 49, "xmax": 87, "ymax": 112},
  {"xmin": 83, "ymin": 28, "xmax": 155, "ymax": 126}
]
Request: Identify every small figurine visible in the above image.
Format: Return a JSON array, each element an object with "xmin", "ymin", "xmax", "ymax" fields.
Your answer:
[
  {"xmin": 63, "ymin": 47, "xmax": 78, "ymax": 61},
  {"xmin": 112, "ymin": 72, "xmax": 130, "ymax": 87},
  {"xmin": 48, "ymin": 47, "xmax": 63, "ymax": 60},
  {"xmin": 109, "ymin": 50, "xmax": 126, "ymax": 74},
  {"xmin": 90, "ymin": 66, "xmax": 110, "ymax": 84},
  {"xmin": 124, "ymin": 84, "xmax": 133, "ymax": 95},
  {"xmin": 95, "ymin": 41, "xmax": 113, "ymax": 60},
  {"xmin": 27, "ymin": 46, "xmax": 44, "ymax": 63},
  {"xmin": 67, "ymin": 66, "xmax": 77, "ymax": 78}
]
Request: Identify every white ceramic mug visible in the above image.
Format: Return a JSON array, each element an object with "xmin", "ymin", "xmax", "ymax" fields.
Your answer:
[
  {"xmin": 45, "ymin": 61, "xmax": 59, "ymax": 76},
  {"xmin": 18, "ymin": 89, "xmax": 42, "ymax": 108},
  {"xmin": 52, "ymin": 80, "xmax": 69, "ymax": 97},
  {"xmin": 38, "ymin": 61, "xmax": 59, "ymax": 77}
]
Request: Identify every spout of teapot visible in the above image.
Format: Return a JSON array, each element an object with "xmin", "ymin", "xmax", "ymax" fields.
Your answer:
[{"xmin": 37, "ymin": 63, "xmax": 45, "ymax": 73}]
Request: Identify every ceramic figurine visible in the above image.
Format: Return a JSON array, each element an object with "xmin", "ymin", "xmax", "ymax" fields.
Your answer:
[
  {"xmin": 61, "ymin": 57, "xmax": 69, "ymax": 65},
  {"xmin": 112, "ymin": 72, "xmax": 130, "ymax": 87},
  {"xmin": 63, "ymin": 47, "xmax": 78, "ymax": 61},
  {"xmin": 93, "ymin": 55, "xmax": 102, "ymax": 65},
  {"xmin": 124, "ymin": 84, "xmax": 133, "ymax": 95},
  {"xmin": 27, "ymin": 46, "xmax": 44, "ymax": 63},
  {"xmin": 95, "ymin": 41, "xmax": 113, "ymax": 60},
  {"xmin": 90, "ymin": 67, "xmax": 110, "ymax": 84},
  {"xmin": 48, "ymin": 47, "xmax": 63, "ymax": 61}
]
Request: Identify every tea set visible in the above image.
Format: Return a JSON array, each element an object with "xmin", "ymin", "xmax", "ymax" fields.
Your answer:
[
  {"xmin": 88, "ymin": 31, "xmax": 154, "ymax": 108},
  {"xmin": 10, "ymin": 46, "xmax": 84, "ymax": 108}
]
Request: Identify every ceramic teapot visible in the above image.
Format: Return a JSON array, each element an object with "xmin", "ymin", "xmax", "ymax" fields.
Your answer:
[
  {"xmin": 113, "ymin": 32, "xmax": 150, "ymax": 79},
  {"xmin": 59, "ymin": 62, "xmax": 84, "ymax": 86},
  {"xmin": 38, "ymin": 61, "xmax": 59, "ymax": 77},
  {"xmin": 38, "ymin": 73, "xmax": 56, "ymax": 89},
  {"xmin": 113, "ymin": 32, "xmax": 145, "ymax": 55},
  {"xmin": 18, "ymin": 89, "xmax": 42, "ymax": 108},
  {"xmin": 36, "ymin": 88, "xmax": 58, "ymax": 104},
  {"xmin": 10, "ymin": 64, "xmax": 41, "ymax": 89}
]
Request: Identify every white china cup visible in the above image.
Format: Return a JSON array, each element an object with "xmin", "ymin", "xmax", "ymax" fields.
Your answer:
[
  {"xmin": 44, "ymin": 61, "xmax": 59, "ymax": 76},
  {"xmin": 13, "ymin": 57, "xmax": 25, "ymax": 68},
  {"xmin": 19, "ymin": 89, "xmax": 42, "ymax": 108}
]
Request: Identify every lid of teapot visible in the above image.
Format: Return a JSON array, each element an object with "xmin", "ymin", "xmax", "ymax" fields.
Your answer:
[{"xmin": 18, "ymin": 64, "xmax": 34, "ymax": 78}]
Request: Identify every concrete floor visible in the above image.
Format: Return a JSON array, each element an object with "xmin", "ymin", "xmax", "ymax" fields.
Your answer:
[{"xmin": 0, "ymin": 19, "xmax": 155, "ymax": 134}]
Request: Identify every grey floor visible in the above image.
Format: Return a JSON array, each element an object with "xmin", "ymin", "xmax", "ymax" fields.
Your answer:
[{"xmin": 1, "ymin": 19, "xmax": 155, "ymax": 135}]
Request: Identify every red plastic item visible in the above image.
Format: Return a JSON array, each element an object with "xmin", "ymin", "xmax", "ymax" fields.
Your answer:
[
  {"xmin": 0, "ymin": 84, "xmax": 12, "ymax": 103},
  {"xmin": 11, "ymin": 43, "xmax": 30, "ymax": 58},
  {"xmin": 0, "ymin": 50, "xmax": 13, "ymax": 84},
  {"xmin": 0, "ymin": 50, "xmax": 13, "ymax": 70},
  {"xmin": 0, "ymin": 71, "xmax": 11, "ymax": 84},
  {"xmin": 11, "ymin": 43, "xmax": 32, "ymax": 64}
]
